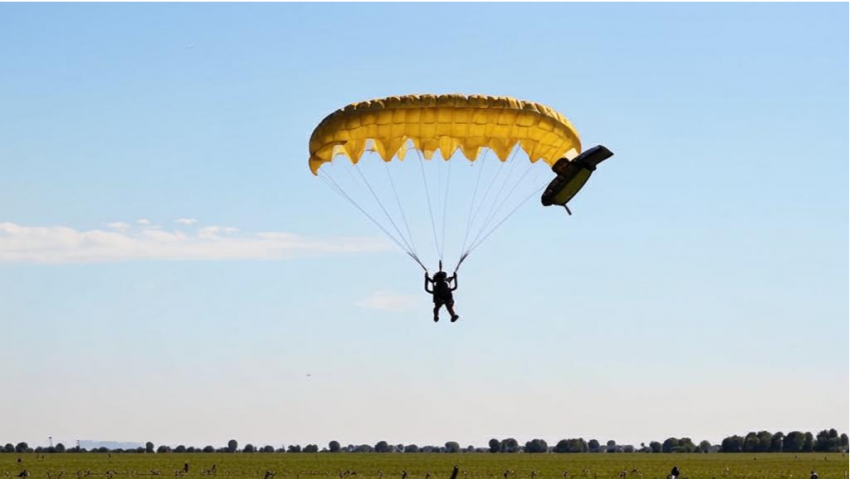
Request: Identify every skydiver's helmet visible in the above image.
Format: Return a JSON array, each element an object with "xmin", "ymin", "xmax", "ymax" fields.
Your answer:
[{"xmin": 433, "ymin": 271, "xmax": 447, "ymax": 282}]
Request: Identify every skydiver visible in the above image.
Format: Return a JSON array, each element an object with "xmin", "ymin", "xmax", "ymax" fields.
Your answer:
[{"xmin": 425, "ymin": 271, "xmax": 459, "ymax": 323}]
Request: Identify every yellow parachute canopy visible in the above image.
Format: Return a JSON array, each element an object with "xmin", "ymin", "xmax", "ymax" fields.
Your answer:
[{"xmin": 308, "ymin": 94, "xmax": 582, "ymax": 175}]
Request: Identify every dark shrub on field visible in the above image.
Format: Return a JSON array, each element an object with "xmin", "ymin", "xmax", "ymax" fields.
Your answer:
[
  {"xmin": 444, "ymin": 442, "xmax": 460, "ymax": 453},
  {"xmin": 588, "ymin": 440, "xmax": 600, "ymax": 453},
  {"xmin": 202, "ymin": 446, "xmax": 215, "ymax": 453},
  {"xmin": 374, "ymin": 441, "xmax": 390, "ymax": 453},
  {"xmin": 288, "ymin": 445, "xmax": 302, "ymax": 453},
  {"xmin": 403, "ymin": 444, "xmax": 419, "ymax": 453},
  {"xmin": 303, "ymin": 445, "xmax": 319, "ymax": 453},
  {"xmin": 145, "ymin": 442, "xmax": 154, "ymax": 454},
  {"xmin": 227, "ymin": 440, "xmax": 238, "ymax": 453},
  {"xmin": 15, "ymin": 443, "xmax": 28, "ymax": 453},
  {"xmin": 243, "ymin": 444, "xmax": 255, "ymax": 453},
  {"xmin": 328, "ymin": 441, "xmax": 340, "ymax": 453},
  {"xmin": 262, "ymin": 446, "xmax": 274, "ymax": 453},
  {"xmin": 174, "ymin": 446, "xmax": 186, "ymax": 453},
  {"xmin": 4, "ymin": 444, "xmax": 14, "ymax": 453}
]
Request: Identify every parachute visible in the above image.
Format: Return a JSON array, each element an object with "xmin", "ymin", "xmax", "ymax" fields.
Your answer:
[{"xmin": 308, "ymin": 94, "xmax": 609, "ymax": 272}]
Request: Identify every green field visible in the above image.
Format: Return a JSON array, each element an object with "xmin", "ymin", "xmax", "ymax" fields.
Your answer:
[{"xmin": 3, "ymin": 454, "xmax": 847, "ymax": 479}]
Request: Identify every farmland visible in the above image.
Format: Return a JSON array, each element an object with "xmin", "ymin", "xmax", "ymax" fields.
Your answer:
[{"xmin": 2, "ymin": 453, "xmax": 847, "ymax": 479}]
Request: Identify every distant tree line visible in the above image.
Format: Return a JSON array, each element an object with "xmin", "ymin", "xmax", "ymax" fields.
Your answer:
[
  {"xmin": 719, "ymin": 429, "xmax": 847, "ymax": 453},
  {"xmin": 2, "ymin": 430, "xmax": 846, "ymax": 454}
]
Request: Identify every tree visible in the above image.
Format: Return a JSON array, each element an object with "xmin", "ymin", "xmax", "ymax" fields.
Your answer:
[
  {"xmin": 243, "ymin": 444, "xmax": 255, "ymax": 453},
  {"xmin": 784, "ymin": 432, "xmax": 804, "ymax": 452},
  {"xmin": 55, "ymin": 443, "xmax": 66, "ymax": 453},
  {"xmin": 770, "ymin": 432, "xmax": 784, "ymax": 452},
  {"xmin": 606, "ymin": 440, "xmax": 617, "ymax": 453},
  {"xmin": 813, "ymin": 429, "xmax": 841, "ymax": 452},
  {"xmin": 649, "ymin": 442, "xmax": 662, "ymax": 453},
  {"xmin": 488, "ymin": 439, "xmax": 501, "ymax": 453},
  {"xmin": 662, "ymin": 438, "xmax": 677, "ymax": 453},
  {"xmin": 573, "ymin": 439, "xmax": 589, "ymax": 452},
  {"xmin": 588, "ymin": 439, "xmax": 600, "ymax": 453},
  {"xmin": 303, "ymin": 445, "xmax": 318, "ymax": 453},
  {"xmin": 802, "ymin": 432, "xmax": 814, "ymax": 452},
  {"xmin": 699, "ymin": 441, "xmax": 711, "ymax": 453},
  {"xmin": 145, "ymin": 442, "xmax": 155, "ymax": 454},
  {"xmin": 742, "ymin": 433, "xmax": 760, "ymax": 453},
  {"xmin": 404, "ymin": 444, "xmax": 419, "ymax": 453},
  {"xmin": 840, "ymin": 433, "xmax": 849, "ymax": 452},
  {"xmin": 501, "ymin": 438, "xmax": 519, "ymax": 453},
  {"xmin": 756, "ymin": 431, "xmax": 773, "ymax": 453},
  {"xmin": 720, "ymin": 436, "xmax": 743, "ymax": 453},
  {"xmin": 623, "ymin": 445, "xmax": 635, "ymax": 453},
  {"xmin": 174, "ymin": 445, "xmax": 186, "ymax": 453},
  {"xmin": 675, "ymin": 438, "xmax": 696, "ymax": 453},
  {"xmin": 157, "ymin": 445, "xmax": 171, "ymax": 453},
  {"xmin": 374, "ymin": 441, "xmax": 389, "ymax": 453},
  {"xmin": 288, "ymin": 445, "xmax": 302, "ymax": 453},
  {"xmin": 15, "ymin": 443, "xmax": 29, "ymax": 453},
  {"xmin": 203, "ymin": 446, "xmax": 215, "ymax": 453},
  {"xmin": 329, "ymin": 441, "xmax": 340, "ymax": 453},
  {"xmin": 444, "ymin": 442, "xmax": 461, "ymax": 453},
  {"xmin": 524, "ymin": 439, "xmax": 548, "ymax": 454},
  {"xmin": 227, "ymin": 440, "xmax": 238, "ymax": 453},
  {"xmin": 4, "ymin": 444, "xmax": 14, "ymax": 453},
  {"xmin": 554, "ymin": 439, "xmax": 587, "ymax": 453}
]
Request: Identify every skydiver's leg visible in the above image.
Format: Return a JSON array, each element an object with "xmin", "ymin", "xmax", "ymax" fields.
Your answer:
[
  {"xmin": 433, "ymin": 303, "xmax": 441, "ymax": 322},
  {"xmin": 446, "ymin": 302, "xmax": 459, "ymax": 322}
]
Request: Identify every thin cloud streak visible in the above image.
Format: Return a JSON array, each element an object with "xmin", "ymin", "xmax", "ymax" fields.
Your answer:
[{"xmin": 356, "ymin": 291, "xmax": 420, "ymax": 312}]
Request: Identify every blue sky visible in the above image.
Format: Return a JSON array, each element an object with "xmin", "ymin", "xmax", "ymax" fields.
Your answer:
[{"xmin": 0, "ymin": 3, "xmax": 847, "ymax": 449}]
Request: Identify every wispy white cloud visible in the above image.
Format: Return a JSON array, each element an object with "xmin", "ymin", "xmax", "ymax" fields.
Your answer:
[
  {"xmin": 0, "ymin": 222, "xmax": 389, "ymax": 264},
  {"xmin": 106, "ymin": 222, "xmax": 131, "ymax": 231},
  {"xmin": 356, "ymin": 291, "xmax": 420, "ymax": 312},
  {"xmin": 136, "ymin": 218, "xmax": 151, "ymax": 225},
  {"xmin": 175, "ymin": 218, "xmax": 198, "ymax": 225}
]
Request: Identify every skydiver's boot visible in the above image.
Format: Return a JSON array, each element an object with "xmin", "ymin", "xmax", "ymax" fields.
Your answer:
[
  {"xmin": 433, "ymin": 307, "xmax": 440, "ymax": 322},
  {"xmin": 447, "ymin": 305, "xmax": 459, "ymax": 323}
]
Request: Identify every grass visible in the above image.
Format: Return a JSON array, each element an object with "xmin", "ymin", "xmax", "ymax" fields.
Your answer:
[{"xmin": 2, "ymin": 453, "xmax": 847, "ymax": 479}]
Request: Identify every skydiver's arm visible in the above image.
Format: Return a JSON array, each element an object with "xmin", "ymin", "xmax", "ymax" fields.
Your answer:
[
  {"xmin": 424, "ymin": 274, "xmax": 433, "ymax": 293},
  {"xmin": 450, "ymin": 274, "xmax": 458, "ymax": 291}
]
